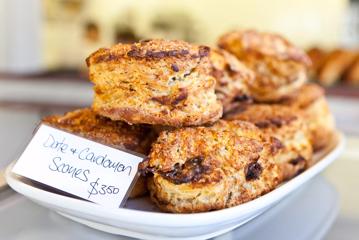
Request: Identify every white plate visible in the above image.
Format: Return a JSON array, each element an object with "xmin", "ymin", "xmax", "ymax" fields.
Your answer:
[
  {"xmin": 0, "ymin": 176, "xmax": 338, "ymax": 240},
  {"xmin": 5, "ymin": 133, "xmax": 345, "ymax": 240}
]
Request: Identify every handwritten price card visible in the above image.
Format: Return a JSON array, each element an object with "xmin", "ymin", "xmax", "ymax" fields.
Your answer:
[{"xmin": 12, "ymin": 124, "xmax": 144, "ymax": 208}]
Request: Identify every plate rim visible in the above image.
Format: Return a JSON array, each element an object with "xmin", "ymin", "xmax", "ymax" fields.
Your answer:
[{"xmin": 5, "ymin": 132, "xmax": 345, "ymax": 228}]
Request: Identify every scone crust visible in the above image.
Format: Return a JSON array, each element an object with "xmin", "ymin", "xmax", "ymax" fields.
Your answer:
[
  {"xmin": 43, "ymin": 108, "xmax": 154, "ymax": 198},
  {"xmin": 242, "ymin": 55, "xmax": 307, "ymax": 102},
  {"xmin": 210, "ymin": 49, "xmax": 254, "ymax": 112},
  {"xmin": 87, "ymin": 39, "xmax": 222, "ymax": 127},
  {"xmin": 281, "ymin": 83, "xmax": 324, "ymax": 108},
  {"xmin": 218, "ymin": 30, "xmax": 311, "ymax": 102},
  {"xmin": 281, "ymin": 83, "xmax": 335, "ymax": 151},
  {"xmin": 140, "ymin": 120, "xmax": 280, "ymax": 213},
  {"xmin": 225, "ymin": 104, "xmax": 313, "ymax": 180},
  {"xmin": 218, "ymin": 30, "xmax": 311, "ymax": 65}
]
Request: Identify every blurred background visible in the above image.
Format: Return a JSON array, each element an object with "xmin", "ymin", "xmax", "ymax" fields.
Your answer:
[
  {"xmin": 0, "ymin": 0, "xmax": 358, "ymax": 239},
  {"xmin": 0, "ymin": 0, "xmax": 352, "ymax": 73}
]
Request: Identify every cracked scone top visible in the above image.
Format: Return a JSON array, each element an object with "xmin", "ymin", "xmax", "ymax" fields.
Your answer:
[
  {"xmin": 218, "ymin": 30, "xmax": 311, "ymax": 102},
  {"xmin": 86, "ymin": 39, "xmax": 223, "ymax": 127},
  {"xmin": 139, "ymin": 120, "xmax": 280, "ymax": 213},
  {"xmin": 225, "ymin": 104, "xmax": 313, "ymax": 180}
]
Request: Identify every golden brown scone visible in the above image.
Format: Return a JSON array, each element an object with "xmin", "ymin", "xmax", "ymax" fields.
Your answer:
[
  {"xmin": 306, "ymin": 47, "xmax": 328, "ymax": 79},
  {"xmin": 225, "ymin": 104, "xmax": 312, "ymax": 180},
  {"xmin": 42, "ymin": 108, "xmax": 154, "ymax": 198},
  {"xmin": 344, "ymin": 56, "xmax": 359, "ymax": 85},
  {"xmin": 139, "ymin": 120, "xmax": 280, "ymax": 213},
  {"xmin": 318, "ymin": 49, "xmax": 357, "ymax": 86},
  {"xmin": 218, "ymin": 30, "xmax": 311, "ymax": 102},
  {"xmin": 281, "ymin": 83, "xmax": 335, "ymax": 151},
  {"xmin": 210, "ymin": 49, "xmax": 254, "ymax": 112},
  {"xmin": 87, "ymin": 39, "xmax": 222, "ymax": 127}
]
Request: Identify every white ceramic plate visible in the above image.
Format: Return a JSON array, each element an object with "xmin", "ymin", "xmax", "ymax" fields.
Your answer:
[
  {"xmin": 6, "ymin": 133, "xmax": 345, "ymax": 240},
  {"xmin": 0, "ymin": 177, "xmax": 338, "ymax": 240}
]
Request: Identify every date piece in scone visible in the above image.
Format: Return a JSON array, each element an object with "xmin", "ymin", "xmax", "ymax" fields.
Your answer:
[
  {"xmin": 43, "ymin": 108, "xmax": 154, "ymax": 198},
  {"xmin": 218, "ymin": 30, "xmax": 311, "ymax": 102},
  {"xmin": 281, "ymin": 83, "xmax": 335, "ymax": 151},
  {"xmin": 210, "ymin": 49, "xmax": 254, "ymax": 113},
  {"xmin": 139, "ymin": 120, "xmax": 280, "ymax": 213},
  {"xmin": 87, "ymin": 39, "xmax": 222, "ymax": 127},
  {"xmin": 225, "ymin": 104, "xmax": 313, "ymax": 180}
]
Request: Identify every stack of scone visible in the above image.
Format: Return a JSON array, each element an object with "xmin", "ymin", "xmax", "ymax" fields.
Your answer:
[{"xmin": 43, "ymin": 30, "xmax": 336, "ymax": 213}]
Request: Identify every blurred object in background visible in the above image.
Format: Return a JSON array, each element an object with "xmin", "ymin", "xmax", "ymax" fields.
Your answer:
[
  {"xmin": 0, "ymin": 0, "xmax": 43, "ymax": 74},
  {"xmin": 0, "ymin": 0, "xmax": 349, "ymax": 75},
  {"xmin": 306, "ymin": 0, "xmax": 359, "ymax": 88},
  {"xmin": 306, "ymin": 47, "xmax": 359, "ymax": 87},
  {"xmin": 342, "ymin": 1, "xmax": 359, "ymax": 48}
]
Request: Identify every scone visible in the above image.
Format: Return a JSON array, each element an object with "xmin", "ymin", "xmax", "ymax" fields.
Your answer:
[
  {"xmin": 318, "ymin": 49, "xmax": 357, "ymax": 86},
  {"xmin": 210, "ymin": 49, "xmax": 254, "ymax": 112},
  {"xmin": 218, "ymin": 30, "xmax": 311, "ymax": 102},
  {"xmin": 344, "ymin": 56, "xmax": 359, "ymax": 85},
  {"xmin": 306, "ymin": 47, "xmax": 328, "ymax": 79},
  {"xmin": 43, "ymin": 108, "xmax": 154, "ymax": 198},
  {"xmin": 139, "ymin": 120, "xmax": 280, "ymax": 213},
  {"xmin": 86, "ymin": 39, "xmax": 222, "ymax": 127},
  {"xmin": 281, "ymin": 83, "xmax": 335, "ymax": 151},
  {"xmin": 225, "ymin": 104, "xmax": 313, "ymax": 180}
]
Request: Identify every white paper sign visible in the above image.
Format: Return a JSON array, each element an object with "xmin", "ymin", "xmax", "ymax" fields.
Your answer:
[{"xmin": 12, "ymin": 124, "xmax": 144, "ymax": 208}]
